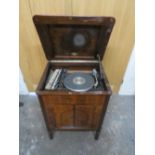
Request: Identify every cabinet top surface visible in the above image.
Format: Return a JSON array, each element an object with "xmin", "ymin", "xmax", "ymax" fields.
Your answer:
[{"xmin": 33, "ymin": 15, "xmax": 115, "ymax": 61}]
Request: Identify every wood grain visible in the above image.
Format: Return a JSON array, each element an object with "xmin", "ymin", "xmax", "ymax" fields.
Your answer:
[
  {"xmin": 36, "ymin": 51, "xmax": 112, "ymax": 139},
  {"xmin": 33, "ymin": 15, "xmax": 115, "ymax": 61},
  {"xmin": 51, "ymin": 105, "xmax": 74, "ymax": 128},
  {"xmin": 72, "ymin": 0, "xmax": 135, "ymax": 92},
  {"xmin": 20, "ymin": 0, "xmax": 72, "ymax": 91},
  {"xmin": 75, "ymin": 105, "xmax": 94, "ymax": 128},
  {"xmin": 19, "ymin": 0, "xmax": 47, "ymax": 90},
  {"xmin": 29, "ymin": 0, "xmax": 72, "ymax": 15}
]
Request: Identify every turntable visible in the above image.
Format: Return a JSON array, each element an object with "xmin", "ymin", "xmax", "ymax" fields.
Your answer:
[
  {"xmin": 64, "ymin": 72, "xmax": 95, "ymax": 92},
  {"xmin": 34, "ymin": 16, "xmax": 115, "ymax": 140}
]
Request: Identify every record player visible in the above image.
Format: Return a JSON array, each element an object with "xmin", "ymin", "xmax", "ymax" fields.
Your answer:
[{"xmin": 34, "ymin": 16, "xmax": 115, "ymax": 140}]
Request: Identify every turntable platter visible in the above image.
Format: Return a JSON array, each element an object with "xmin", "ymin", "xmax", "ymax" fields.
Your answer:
[{"xmin": 63, "ymin": 72, "xmax": 94, "ymax": 92}]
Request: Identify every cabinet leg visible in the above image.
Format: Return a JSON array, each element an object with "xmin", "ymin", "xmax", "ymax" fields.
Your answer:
[
  {"xmin": 49, "ymin": 131, "xmax": 54, "ymax": 139},
  {"xmin": 94, "ymin": 130, "xmax": 100, "ymax": 140}
]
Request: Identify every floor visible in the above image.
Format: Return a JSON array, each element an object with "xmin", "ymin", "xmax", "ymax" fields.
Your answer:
[{"xmin": 19, "ymin": 94, "xmax": 135, "ymax": 155}]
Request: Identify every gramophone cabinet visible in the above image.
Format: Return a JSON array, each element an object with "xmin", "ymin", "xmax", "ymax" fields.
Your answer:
[{"xmin": 34, "ymin": 15, "xmax": 115, "ymax": 140}]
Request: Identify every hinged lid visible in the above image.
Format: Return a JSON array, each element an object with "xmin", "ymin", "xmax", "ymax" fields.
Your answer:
[{"xmin": 33, "ymin": 15, "xmax": 115, "ymax": 61}]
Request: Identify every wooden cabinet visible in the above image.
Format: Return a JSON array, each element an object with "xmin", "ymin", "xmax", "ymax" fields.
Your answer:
[
  {"xmin": 35, "ymin": 16, "xmax": 113, "ymax": 140},
  {"xmin": 39, "ymin": 93, "xmax": 110, "ymax": 139},
  {"xmin": 52, "ymin": 105, "xmax": 74, "ymax": 128},
  {"xmin": 41, "ymin": 96, "xmax": 104, "ymax": 129},
  {"xmin": 75, "ymin": 105, "xmax": 93, "ymax": 128}
]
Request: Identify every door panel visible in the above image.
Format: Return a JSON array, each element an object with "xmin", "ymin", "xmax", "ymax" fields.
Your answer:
[
  {"xmin": 20, "ymin": 0, "xmax": 47, "ymax": 90},
  {"xmin": 72, "ymin": 0, "xmax": 134, "ymax": 92},
  {"xmin": 41, "ymin": 95, "xmax": 105, "ymax": 105},
  {"xmin": 75, "ymin": 105, "xmax": 94, "ymax": 128},
  {"xmin": 20, "ymin": 0, "xmax": 72, "ymax": 91},
  {"xmin": 52, "ymin": 105, "xmax": 74, "ymax": 128},
  {"xmin": 29, "ymin": 0, "xmax": 72, "ymax": 16}
]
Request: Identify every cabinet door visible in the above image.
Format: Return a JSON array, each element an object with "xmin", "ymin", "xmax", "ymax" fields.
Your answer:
[
  {"xmin": 20, "ymin": 0, "xmax": 72, "ymax": 91},
  {"xmin": 52, "ymin": 105, "xmax": 74, "ymax": 128},
  {"xmin": 72, "ymin": 0, "xmax": 134, "ymax": 92},
  {"xmin": 75, "ymin": 105, "xmax": 94, "ymax": 128}
]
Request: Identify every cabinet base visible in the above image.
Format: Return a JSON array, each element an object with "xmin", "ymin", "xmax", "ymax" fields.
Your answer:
[
  {"xmin": 94, "ymin": 131, "xmax": 100, "ymax": 140},
  {"xmin": 48, "ymin": 130, "xmax": 101, "ymax": 140},
  {"xmin": 49, "ymin": 132, "xmax": 54, "ymax": 139}
]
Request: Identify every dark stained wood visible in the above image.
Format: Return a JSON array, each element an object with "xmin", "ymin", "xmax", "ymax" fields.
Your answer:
[
  {"xmin": 36, "ymin": 61, "xmax": 112, "ymax": 94},
  {"xmin": 41, "ymin": 94, "xmax": 106, "ymax": 105},
  {"xmin": 35, "ymin": 16, "xmax": 114, "ymax": 140},
  {"xmin": 94, "ymin": 95, "xmax": 110, "ymax": 140},
  {"xmin": 92, "ymin": 105, "xmax": 104, "ymax": 128},
  {"xmin": 33, "ymin": 16, "xmax": 115, "ymax": 61},
  {"xmin": 37, "ymin": 95, "xmax": 55, "ymax": 139},
  {"xmin": 75, "ymin": 105, "xmax": 94, "ymax": 128},
  {"xmin": 33, "ymin": 15, "xmax": 115, "ymax": 26},
  {"xmin": 36, "ymin": 61, "xmax": 111, "ymax": 139},
  {"xmin": 51, "ymin": 105, "xmax": 74, "ymax": 128}
]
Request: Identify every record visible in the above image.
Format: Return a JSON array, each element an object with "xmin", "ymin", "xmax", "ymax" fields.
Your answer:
[{"xmin": 63, "ymin": 72, "xmax": 94, "ymax": 92}]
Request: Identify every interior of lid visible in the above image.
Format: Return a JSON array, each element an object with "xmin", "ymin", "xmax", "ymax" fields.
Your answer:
[{"xmin": 33, "ymin": 16, "xmax": 115, "ymax": 60}]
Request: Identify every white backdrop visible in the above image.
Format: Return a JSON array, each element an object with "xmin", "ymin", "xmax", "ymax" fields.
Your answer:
[
  {"xmin": 119, "ymin": 47, "xmax": 135, "ymax": 95},
  {"xmin": 19, "ymin": 68, "xmax": 28, "ymax": 95}
]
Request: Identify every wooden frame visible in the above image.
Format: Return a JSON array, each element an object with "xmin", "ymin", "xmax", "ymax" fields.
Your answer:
[
  {"xmin": 36, "ymin": 61, "xmax": 111, "ymax": 139},
  {"xmin": 34, "ymin": 16, "xmax": 115, "ymax": 140},
  {"xmin": 33, "ymin": 15, "xmax": 115, "ymax": 61}
]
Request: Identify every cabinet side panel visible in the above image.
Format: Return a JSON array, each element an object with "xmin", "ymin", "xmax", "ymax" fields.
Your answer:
[
  {"xmin": 95, "ymin": 95, "xmax": 111, "ymax": 132},
  {"xmin": 37, "ymin": 95, "xmax": 55, "ymax": 134}
]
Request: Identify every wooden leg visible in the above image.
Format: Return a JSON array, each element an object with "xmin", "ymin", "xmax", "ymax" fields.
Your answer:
[
  {"xmin": 94, "ymin": 96, "xmax": 110, "ymax": 140},
  {"xmin": 94, "ymin": 130, "xmax": 100, "ymax": 140},
  {"xmin": 49, "ymin": 131, "xmax": 54, "ymax": 139},
  {"xmin": 19, "ymin": 101, "xmax": 24, "ymax": 107}
]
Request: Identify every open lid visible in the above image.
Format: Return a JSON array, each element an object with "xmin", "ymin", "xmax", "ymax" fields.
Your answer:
[{"xmin": 33, "ymin": 15, "xmax": 115, "ymax": 61}]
